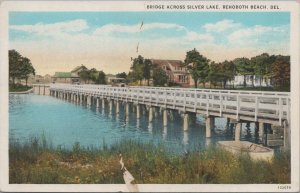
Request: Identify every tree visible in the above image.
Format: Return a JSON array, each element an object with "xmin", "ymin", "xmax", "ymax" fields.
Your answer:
[
  {"xmin": 9, "ymin": 50, "xmax": 35, "ymax": 86},
  {"xmin": 78, "ymin": 67, "xmax": 90, "ymax": 84},
  {"xmin": 251, "ymin": 53, "xmax": 272, "ymax": 88},
  {"xmin": 130, "ymin": 55, "xmax": 144, "ymax": 85},
  {"xmin": 143, "ymin": 59, "xmax": 152, "ymax": 86},
  {"xmin": 9, "ymin": 50, "xmax": 23, "ymax": 85},
  {"xmin": 183, "ymin": 48, "xmax": 210, "ymax": 88},
  {"xmin": 233, "ymin": 57, "xmax": 253, "ymax": 88},
  {"xmin": 116, "ymin": 72, "xmax": 127, "ymax": 79},
  {"xmin": 220, "ymin": 60, "xmax": 235, "ymax": 89},
  {"xmin": 207, "ymin": 61, "xmax": 222, "ymax": 88},
  {"xmin": 19, "ymin": 57, "xmax": 35, "ymax": 86},
  {"xmin": 97, "ymin": 71, "xmax": 106, "ymax": 84},
  {"xmin": 153, "ymin": 68, "xmax": 168, "ymax": 86},
  {"xmin": 89, "ymin": 68, "xmax": 98, "ymax": 83},
  {"xmin": 271, "ymin": 57, "xmax": 290, "ymax": 90}
]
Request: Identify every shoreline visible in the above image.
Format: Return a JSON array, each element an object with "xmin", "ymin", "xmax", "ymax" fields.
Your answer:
[{"xmin": 9, "ymin": 88, "xmax": 33, "ymax": 94}]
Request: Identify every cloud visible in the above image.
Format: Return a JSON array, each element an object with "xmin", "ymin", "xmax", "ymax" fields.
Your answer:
[
  {"xmin": 227, "ymin": 25, "xmax": 288, "ymax": 45},
  {"xmin": 93, "ymin": 22, "xmax": 186, "ymax": 35},
  {"xmin": 9, "ymin": 19, "xmax": 289, "ymax": 76},
  {"xmin": 185, "ymin": 31, "xmax": 214, "ymax": 42},
  {"xmin": 10, "ymin": 19, "xmax": 88, "ymax": 36},
  {"xmin": 203, "ymin": 19, "xmax": 241, "ymax": 32}
]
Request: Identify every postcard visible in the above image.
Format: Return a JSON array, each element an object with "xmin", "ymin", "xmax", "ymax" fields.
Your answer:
[{"xmin": 0, "ymin": 0, "xmax": 299, "ymax": 192}]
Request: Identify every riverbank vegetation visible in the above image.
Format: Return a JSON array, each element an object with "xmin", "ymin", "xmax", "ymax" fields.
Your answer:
[
  {"xmin": 9, "ymin": 138, "xmax": 290, "ymax": 184},
  {"xmin": 9, "ymin": 83, "xmax": 32, "ymax": 92}
]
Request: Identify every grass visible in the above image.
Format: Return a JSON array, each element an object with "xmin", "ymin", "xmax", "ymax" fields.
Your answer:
[
  {"xmin": 9, "ymin": 84, "xmax": 32, "ymax": 92},
  {"xmin": 9, "ymin": 137, "xmax": 291, "ymax": 184}
]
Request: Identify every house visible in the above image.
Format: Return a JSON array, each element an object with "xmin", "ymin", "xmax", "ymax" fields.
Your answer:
[
  {"xmin": 51, "ymin": 65, "xmax": 86, "ymax": 84},
  {"xmin": 151, "ymin": 59, "xmax": 190, "ymax": 87},
  {"xmin": 228, "ymin": 75, "xmax": 272, "ymax": 88}
]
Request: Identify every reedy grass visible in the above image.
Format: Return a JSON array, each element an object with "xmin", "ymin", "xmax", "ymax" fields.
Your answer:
[{"xmin": 9, "ymin": 137, "xmax": 290, "ymax": 184}]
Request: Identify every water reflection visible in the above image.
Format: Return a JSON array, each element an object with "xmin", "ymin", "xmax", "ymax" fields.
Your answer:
[
  {"xmin": 183, "ymin": 131, "xmax": 189, "ymax": 146},
  {"xmin": 162, "ymin": 126, "xmax": 167, "ymax": 141}
]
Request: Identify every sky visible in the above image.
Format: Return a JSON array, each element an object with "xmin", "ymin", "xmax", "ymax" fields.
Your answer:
[{"xmin": 9, "ymin": 12, "xmax": 290, "ymax": 76}]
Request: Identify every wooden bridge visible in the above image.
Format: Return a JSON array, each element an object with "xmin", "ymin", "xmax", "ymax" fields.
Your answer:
[{"xmin": 32, "ymin": 84, "xmax": 291, "ymax": 149}]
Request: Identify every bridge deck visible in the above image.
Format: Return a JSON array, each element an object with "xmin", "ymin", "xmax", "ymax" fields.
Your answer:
[{"xmin": 47, "ymin": 84, "xmax": 290, "ymax": 125}]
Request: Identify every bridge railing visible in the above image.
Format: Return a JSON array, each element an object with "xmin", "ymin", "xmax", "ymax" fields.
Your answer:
[{"xmin": 50, "ymin": 84, "xmax": 290, "ymax": 125}]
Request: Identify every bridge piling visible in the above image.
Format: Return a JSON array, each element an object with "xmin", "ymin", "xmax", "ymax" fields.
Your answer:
[
  {"xmin": 116, "ymin": 101, "xmax": 120, "ymax": 114},
  {"xmin": 183, "ymin": 113, "xmax": 189, "ymax": 131},
  {"xmin": 205, "ymin": 116, "xmax": 214, "ymax": 138},
  {"xmin": 136, "ymin": 104, "xmax": 140, "ymax": 119},
  {"xmin": 258, "ymin": 122, "xmax": 264, "ymax": 143},
  {"xmin": 149, "ymin": 106, "xmax": 153, "ymax": 123},
  {"xmin": 163, "ymin": 109, "xmax": 168, "ymax": 127},
  {"xmin": 96, "ymin": 98, "xmax": 100, "ymax": 108},
  {"xmin": 109, "ymin": 99, "xmax": 113, "ymax": 114},
  {"xmin": 235, "ymin": 122, "xmax": 242, "ymax": 141},
  {"xmin": 126, "ymin": 103, "xmax": 130, "ymax": 118},
  {"xmin": 284, "ymin": 120, "xmax": 290, "ymax": 150}
]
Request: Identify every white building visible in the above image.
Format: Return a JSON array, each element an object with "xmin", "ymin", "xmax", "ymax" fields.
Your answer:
[{"xmin": 228, "ymin": 75, "xmax": 272, "ymax": 88}]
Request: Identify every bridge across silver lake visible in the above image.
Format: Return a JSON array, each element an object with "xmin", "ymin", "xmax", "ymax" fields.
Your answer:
[{"xmin": 32, "ymin": 84, "xmax": 291, "ymax": 149}]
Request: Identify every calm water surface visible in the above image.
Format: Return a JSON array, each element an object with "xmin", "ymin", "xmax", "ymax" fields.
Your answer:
[{"xmin": 9, "ymin": 94, "xmax": 258, "ymax": 153}]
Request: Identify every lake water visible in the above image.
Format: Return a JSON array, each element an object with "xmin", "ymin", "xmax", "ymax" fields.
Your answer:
[{"xmin": 9, "ymin": 94, "xmax": 258, "ymax": 153}]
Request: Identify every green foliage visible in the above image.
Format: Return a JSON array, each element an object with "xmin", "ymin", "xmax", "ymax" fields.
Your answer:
[
  {"xmin": 130, "ymin": 55, "xmax": 152, "ymax": 85},
  {"xmin": 153, "ymin": 68, "xmax": 168, "ymax": 86},
  {"xmin": 116, "ymin": 72, "xmax": 127, "ymax": 79},
  {"xmin": 271, "ymin": 59, "xmax": 290, "ymax": 90},
  {"xmin": 183, "ymin": 48, "xmax": 210, "ymax": 88},
  {"xmin": 96, "ymin": 71, "xmax": 106, "ymax": 84},
  {"xmin": 9, "ymin": 84, "xmax": 32, "ymax": 92},
  {"xmin": 233, "ymin": 57, "xmax": 253, "ymax": 88},
  {"xmin": 78, "ymin": 68, "xmax": 90, "ymax": 84},
  {"xmin": 9, "ymin": 138, "xmax": 290, "ymax": 184},
  {"xmin": 9, "ymin": 50, "xmax": 35, "ymax": 86}
]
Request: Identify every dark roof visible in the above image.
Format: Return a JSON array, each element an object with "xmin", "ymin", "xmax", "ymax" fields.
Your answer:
[
  {"xmin": 71, "ymin": 65, "xmax": 87, "ymax": 73},
  {"xmin": 151, "ymin": 59, "xmax": 184, "ymax": 68}
]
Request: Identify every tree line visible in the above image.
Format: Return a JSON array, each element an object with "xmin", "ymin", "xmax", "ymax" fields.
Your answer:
[
  {"xmin": 9, "ymin": 49, "xmax": 290, "ymax": 91},
  {"xmin": 126, "ymin": 49, "xmax": 290, "ymax": 90},
  {"xmin": 9, "ymin": 50, "xmax": 35, "ymax": 86},
  {"xmin": 78, "ymin": 66, "xmax": 107, "ymax": 84}
]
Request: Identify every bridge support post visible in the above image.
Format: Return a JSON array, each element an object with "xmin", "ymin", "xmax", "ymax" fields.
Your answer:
[
  {"xmin": 258, "ymin": 122, "xmax": 264, "ymax": 143},
  {"xmin": 102, "ymin": 98, "xmax": 105, "ymax": 109},
  {"xmin": 43, "ymin": 86, "xmax": 45, "ymax": 95},
  {"xmin": 116, "ymin": 101, "xmax": 120, "ymax": 114},
  {"xmin": 183, "ymin": 113, "xmax": 189, "ymax": 131},
  {"xmin": 90, "ymin": 96, "xmax": 93, "ymax": 106},
  {"xmin": 109, "ymin": 99, "xmax": 113, "ymax": 113},
  {"xmin": 86, "ymin": 95, "xmax": 89, "ymax": 106},
  {"xmin": 136, "ymin": 104, "xmax": 140, "ymax": 119},
  {"xmin": 149, "ymin": 106, "xmax": 153, "ymax": 123},
  {"xmin": 80, "ymin": 95, "xmax": 83, "ymax": 104},
  {"xmin": 126, "ymin": 103, "xmax": 130, "ymax": 119},
  {"xmin": 163, "ymin": 109, "xmax": 168, "ymax": 127},
  {"xmin": 205, "ymin": 116, "xmax": 214, "ymax": 138},
  {"xmin": 235, "ymin": 122, "xmax": 242, "ymax": 141},
  {"xmin": 96, "ymin": 98, "xmax": 100, "ymax": 108},
  {"xmin": 284, "ymin": 120, "xmax": 290, "ymax": 151}
]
